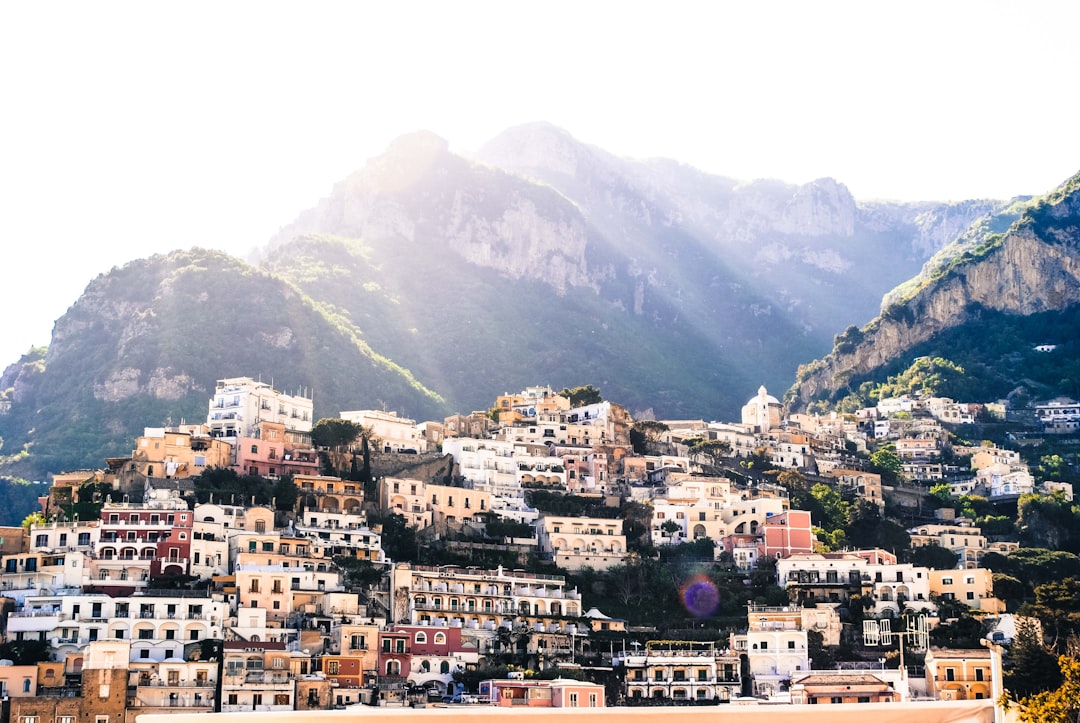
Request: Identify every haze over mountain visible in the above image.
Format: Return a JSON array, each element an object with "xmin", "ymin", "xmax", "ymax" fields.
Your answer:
[{"xmin": 0, "ymin": 124, "xmax": 1066, "ymax": 485}]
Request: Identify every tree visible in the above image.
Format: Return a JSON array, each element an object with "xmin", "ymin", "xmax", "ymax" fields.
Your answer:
[
  {"xmin": 21, "ymin": 511, "xmax": 45, "ymax": 529},
  {"xmin": 847, "ymin": 499, "xmax": 909, "ymax": 552},
  {"xmin": 909, "ymin": 543, "xmax": 959, "ymax": 570},
  {"xmin": 558, "ymin": 385, "xmax": 603, "ymax": 407},
  {"xmin": 1008, "ymin": 654, "xmax": 1080, "ymax": 723},
  {"xmin": 660, "ymin": 519, "xmax": 682, "ymax": 540},
  {"xmin": 993, "ymin": 574, "xmax": 1025, "ymax": 606},
  {"xmin": 631, "ymin": 420, "xmax": 669, "ymax": 454},
  {"xmin": 810, "ymin": 484, "xmax": 848, "ymax": 532},
  {"xmin": 272, "ymin": 475, "xmax": 298, "ymax": 511},
  {"xmin": 310, "ymin": 418, "xmax": 363, "ymax": 449},
  {"xmin": 689, "ymin": 438, "xmax": 732, "ymax": 474},
  {"xmin": 1005, "ymin": 617, "xmax": 1064, "ymax": 699},
  {"xmin": 0, "ymin": 639, "xmax": 50, "ymax": 665},
  {"xmin": 869, "ymin": 447, "xmax": 903, "ymax": 484},
  {"xmin": 929, "ymin": 483, "xmax": 953, "ymax": 506},
  {"xmin": 777, "ymin": 469, "xmax": 811, "ymax": 509}
]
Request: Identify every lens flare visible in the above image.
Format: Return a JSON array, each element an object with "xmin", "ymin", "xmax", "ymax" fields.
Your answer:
[{"xmin": 680, "ymin": 574, "xmax": 720, "ymax": 618}]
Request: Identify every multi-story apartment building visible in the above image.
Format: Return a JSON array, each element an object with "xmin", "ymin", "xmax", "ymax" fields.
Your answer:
[
  {"xmin": 616, "ymin": 640, "xmax": 741, "ymax": 703},
  {"xmin": 387, "ymin": 563, "xmax": 582, "ymax": 630},
  {"xmin": 380, "ymin": 476, "xmax": 435, "ymax": 529},
  {"xmin": 129, "ymin": 425, "xmax": 233, "ymax": 481},
  {"xmin": 649, "ymin": 474, "xmax": 789, "ymax": 546},
  {"xmin": 232, "ymin": 541, "xmax": 343, "ymax": 625},
  {"xmin": 126, "ymin": 656, "xmax": 218, "ymax": 721},
  {"xmin": 294, "ymin": 474, "xmax": 365, "ymax": 516},
  {"xmin": 442, "ymin": 411, "xmax": 492, "ymax": 439},
  {"xmin": 207, "ymin": 377, "xmax": 313, "ymax": 441},
  {"xmin": 1, "ymin": 549, "xmax": 88, "ymax": 604},
  {"xmin": 908, "ymin": 521, "xmax": 988, "ymax": 569},
  {"xmin": 732, "ymin": 604, "xmax": 809, "ymax": 697},
  {"xmin": 220, "ymin": 641, "xmax": 297, "ymax": 712},
  {"xmin": 1035, "ymin": 398, "xmax": 1080, "ymax": 434},
  {"xmin": 536, "ymin": 515, "xmax": 627, "ymax": 571},
  {"xmin": 896, "ymin": 437, "xmax": 941, "ymax": 462},
  {"xmin": 7, "ymin": 591, "xmax": 228, "ymax": 661},
  {"xmin": 394, "ymin": 624, "xmax": 480, "ymax": 695},
  {"xmin": 232, "ymin": 419, "xmax": 320, "ymax": 479},
  {"xmin": 91, "ymin": 491, "xmax": 194, "ymax": 593},
  {"xmin": 776, "ymin": 552, "xmax": 872, "ymax": 606},
  {"xmin": 760, "ymin": 510, "xmax": 815, "ymax": 559},
  {"xmin": 290, "ymin": 512, "xmax": 384, "ymax": 563},
  {"xmin": 975, "ymin": 463, "xmax": 1035, "ymax": 498}
]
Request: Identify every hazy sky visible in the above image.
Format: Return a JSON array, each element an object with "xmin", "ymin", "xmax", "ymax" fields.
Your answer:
[{"xmin": 2, "ymin": 1, "xmax": 1079, "ymax": 367}]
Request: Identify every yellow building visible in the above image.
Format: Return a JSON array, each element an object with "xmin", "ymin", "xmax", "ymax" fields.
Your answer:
[
  {"xmin": 928, "ymin": 568, "xmax": 1004, "ymax": 613},
  {"xmin": 924, "ymin": 647, "xmax": 992, "ymax": 700}
]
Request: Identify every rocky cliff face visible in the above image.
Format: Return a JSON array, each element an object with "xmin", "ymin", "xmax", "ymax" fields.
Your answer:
[
  {"xmin": 268, "ymin": 131, "xmax": 593, "ymax": 294},
  {"xmin": 788, "ymin": 174, "xmax": 1080, "ymax": 409}
]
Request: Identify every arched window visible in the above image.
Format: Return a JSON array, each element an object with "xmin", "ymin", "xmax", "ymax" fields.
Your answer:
[
  {"xmin": 434, "ymin": 632, "xmax": 446, "ymax": 644},
  {"xmin": 415, "ymin": 632, "xmax": 427, "ymax": 644},
  {"xmin": 440, "ymin": 661, "xmax": 450, "ymax": 674}
]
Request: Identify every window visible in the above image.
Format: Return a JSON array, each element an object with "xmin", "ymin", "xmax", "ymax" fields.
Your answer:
[
  {"xmin": 569, "ymin": 693, "xmax": 579, "ymax": 707},
  {"xmin": 787, "ymin": 640, "xmax": 796, "ymax": 649},
  {"xmin": 275, "ymin": 694, "xmax": 290, "ymax": 706},
  {"xmin": 945, "ymin": 668, "xmax": 955, "ymax": 681},
  {"xmin": 975, "ymin": 668, "xmax": 984, "ymax": 681},
  {"xmin": 327, "ymin": 661, "xmax": 340, "ymax": 674}
]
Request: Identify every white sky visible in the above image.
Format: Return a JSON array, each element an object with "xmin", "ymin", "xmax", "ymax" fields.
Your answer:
[{"xmin": 2, "ymin": 1, "xmax": 1079, "ymax": 367}]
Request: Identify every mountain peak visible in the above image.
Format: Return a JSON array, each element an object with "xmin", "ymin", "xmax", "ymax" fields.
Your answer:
[{"xmin": 476, "ymin": 122, "xmax": 590, "ymax": 177}]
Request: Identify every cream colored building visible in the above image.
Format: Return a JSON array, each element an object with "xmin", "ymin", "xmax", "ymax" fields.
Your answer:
[
  {"xmin": 537, "ymin": 515, "xmax": 627, "ymax": 571},
  {"xmin": 908, "ymin": 522, "xmax": 988, "ymax": 569},
  {"xmin": 340, "ymin": 409, "xmax": 426, "ymax": 453}
]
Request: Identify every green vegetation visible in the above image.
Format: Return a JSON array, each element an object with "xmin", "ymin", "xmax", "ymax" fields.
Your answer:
[{"xmin": 558, "ymin": 385, "xmax": 603, "ymax": 407}]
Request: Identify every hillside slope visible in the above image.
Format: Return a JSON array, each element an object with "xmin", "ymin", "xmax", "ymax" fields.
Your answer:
[
  {"xmin": 0, "ymin": 249, "xmax": 445, "ymax": 479},
  {"xmin": 786, "ymin": 172, "xmax": 1080, "ymax": 410}
]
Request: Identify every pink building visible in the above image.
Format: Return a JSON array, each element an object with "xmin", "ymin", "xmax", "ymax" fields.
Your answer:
[
  {"xmin": 480, "ymin": 677, "xmax": 606, "ymax": 707},
  {"xmin": 762, "ymin": 510, "xmax": 814, "ymax": 558}
]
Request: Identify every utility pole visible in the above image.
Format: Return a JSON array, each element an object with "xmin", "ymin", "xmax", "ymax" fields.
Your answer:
[{"xmin": 863, "ymin": 615, "xmax": 928, "ymax": 700}]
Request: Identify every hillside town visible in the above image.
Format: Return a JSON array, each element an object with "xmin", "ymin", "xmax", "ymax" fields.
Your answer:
[{"xmin": 0, "ymin": 376, "xmax": 1077, "ymax": 721}]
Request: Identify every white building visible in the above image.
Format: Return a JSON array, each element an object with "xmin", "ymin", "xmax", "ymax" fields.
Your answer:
[
  {"xmin": 207, "ymin": 377, "xmax": 313, "ymax": 441},
  {"xmin": 340, "ymin": 409, "xmax": 426, "ymax": 453}
]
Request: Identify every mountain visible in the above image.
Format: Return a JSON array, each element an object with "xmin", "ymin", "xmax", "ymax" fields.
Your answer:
[
  {"xmin": 0, "ymin": 249, "xmax": 445, "ymax": 482},
  {"xmin": 786, "ymin": 172, "xmax": 1080, "ymax": 410},
  {"xmin": 259, "ymin": 124, "xmax": 1011, "ymax": 416},
  {"xmin": 0, "ymin": 124, "xmax": 1025, "ymax": 485}
]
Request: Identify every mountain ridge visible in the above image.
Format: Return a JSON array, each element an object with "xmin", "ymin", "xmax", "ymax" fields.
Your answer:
[{"xmin": 0, "ymin": 123, "xmax": 1058, "ymax": 483}]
